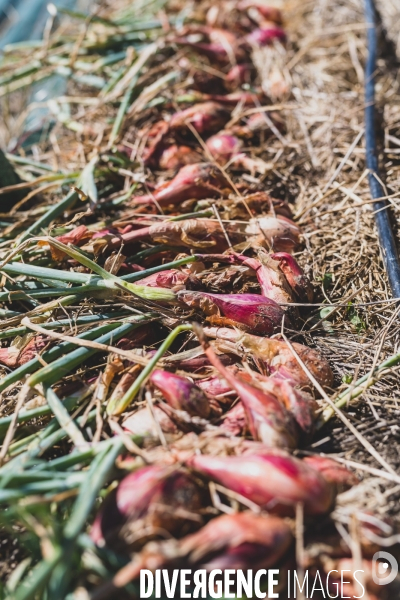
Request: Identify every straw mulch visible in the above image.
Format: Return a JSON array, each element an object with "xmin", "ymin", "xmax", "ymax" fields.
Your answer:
[
  {"xmin": 286, "ymin": 0, "xmax": 400, "ymax": 510},
  {"xmin": 0, "ymin": 0, "xmax": 400, "ymax": 596}
]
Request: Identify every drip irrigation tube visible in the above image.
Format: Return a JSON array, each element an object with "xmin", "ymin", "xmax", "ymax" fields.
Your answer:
[{"xmin": 364, "ymin": 0, "xmax": 400, "ymax": 298}]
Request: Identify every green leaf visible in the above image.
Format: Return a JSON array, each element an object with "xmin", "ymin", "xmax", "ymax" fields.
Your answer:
[
  {"xmin": 322, "ymin": 272, "xmax": 333, "ymax": 288},
  {"xmin": 347, "ymin": 302, "xmax": 366, "ymax": 332}
]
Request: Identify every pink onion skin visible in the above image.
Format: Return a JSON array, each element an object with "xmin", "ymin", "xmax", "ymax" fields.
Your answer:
[
  {"xmin": 91, "ymin": 466, "xmax": 203, "ymax": 549},
  {"xmin": 193, "ymin": 252, "xmax": 294, "ymax": 304},
  {"xmin": 178, "ymin": 291, "xmax": 286, "ymax": 336},
  {"xmin": 256, "ymin": 377, "xmax": 317, "ymax": 441},
  {"xmin": 91, "ymin": 465, "xmax": 166, "ymax": 545},
  {"xmin": 137, "ymin": 269, "xmax": 189, "ymax": 290},
  {"xmin": 233, "ymin": 253, "xmax": 294, "ymax": 304},
  {"xmin": 141, "ymin": 120, "xmax": 170, "ymax": 166},
  {"xmin": 187, "ymin": 452, "xmax": 335, "ymax": 516},
  {"xmin": 206, "ymin": 133, "xmax": 242, "ymax": 162},
  {"xmin": 226, "ymin": 63, "xmax": 252, "ymax": 86},
  {"xmin": 169, "ymin": 102, "xmax": 230, "ymax": 134},
  {"xmin": 130, "ymin": 163, "xmax": 230, "ymax": 206},
  {"xmin": 303, "ymin": 456, "xmax": 359, "ymax": 492},
  {"xmin": 0, "ymin": 336, "xmax": 48, "ymax": 368},
  {"xmin": 229, "ymin": 374, "xmax": 298, "ymax": 448},
  {"xmin": 180, "ymin": 511, "xmax": 292, "ymax": 571},
  {"xmin": 151, "ymin": 369, "xmax": 210, "ymax": 418},
  {"xmin": 197, "ymin": 374, "xmax": 234, "ymax": 398},
  {"xmin": 220, "ymin": 401, "xmax": 247, "ymax": 436},
  {"xmin": 271, "ymin": 252, "xmax": 314, "ymax": 302},
  {"xmin": 246, "ymin": 26, "xmax": 287, "ymax": 46},
  {"xmin": 56, "ymin": 225, "xmax": 91, "ymax": 246},
  {"xmin": 256, "ymin": 262, "xmax": 293, "ymax": 303},
  {"xmin": 197, "ymin": 333, "xmax": 298, "ymax": 448}
]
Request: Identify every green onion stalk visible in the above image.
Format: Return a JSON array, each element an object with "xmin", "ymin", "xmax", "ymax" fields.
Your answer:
[
  {"xmin": 317, "ymin": 348, "xmax": 400, "ymax": 427},
  {"xmin": 23, "ymin": 237, "xmax": 177, "ymax": 303}
]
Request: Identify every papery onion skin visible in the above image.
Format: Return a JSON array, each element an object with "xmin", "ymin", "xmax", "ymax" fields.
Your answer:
[
  {"xmin": 203, "ymin": 327, "xmax": 334, "ymax": 390},
  {"xmin": 178, "ymin": 291, "xmax": 287, "ymax": 336}
]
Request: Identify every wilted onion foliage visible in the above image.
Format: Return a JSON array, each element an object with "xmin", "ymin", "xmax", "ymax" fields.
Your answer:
[{"xmin": 0, "ymin": 0, "xmax": 399, "ymax": 599}]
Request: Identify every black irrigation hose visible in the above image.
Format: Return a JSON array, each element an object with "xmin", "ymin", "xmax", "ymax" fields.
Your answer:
[{"xmin": 364, "ymin": 0, "xmax": 400, "ymax": 298}]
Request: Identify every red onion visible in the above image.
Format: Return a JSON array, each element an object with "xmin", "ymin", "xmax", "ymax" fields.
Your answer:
[
  {"xmin": 91, "ymin": 465, "xmax": 165, "ymax": 546},
  {"xmin": 205, "ymin": 133, "xmax": 242, "ymax": 162},
  {"xmin": 211, "ymin": 251, "xmax": 294, "ymax": 304},
  {"xmin": 130, "ymin": 163, "xmax": 231, "ymax": 206},
  {"xmin": 150, "ymin": 369, "xmax": 210, "ymax": 418},
  {"xmin": 303, "ymin": 456, "xmax": 359, "ymax": 492},
  {"xmin": 196, "ymin": 330, "xmax": 298, "ymax": 448},
  {"xmin": 158, "ymin": 144, "xmax": 201, "ymax": 170},
  {"xmin": 256, "ymin": 376, "xmax": 317, "ymax": 441},
  {"xmin": 220, "ymin": 401, "xmax": 246, "ymax": 436},
  {"xmin": 254, "ymin": 255, "xmax": 294, "ymax": 303},
  {"xmin": 169, "ymin": 102, "xmax": 230, "ymax": 134},
  {"xmin": 187, "ymin": 451, "xmax": 334, "ymax": 516},
  {"xmin": 123, "ymin": 511, "xmax": 292, "ymax": 581},
  {"xmin": 91, "ymin": 466, "xmax": 204, "ymax": 550},
  {"xmin": 141, "ymin": 120, "xmax": 170, "ymax": 166},
  {"xmin": 179, "ymin": 511, "xmax": 292, "ymax": 570},
  {"xmin": 226, "ymin": 63, "xmax": 252, "ymax": 86},
  {"xmin": 0, "ymin": 336, "xmax": 48, "ymax": 368},
  {"xmin": 246, "ymin": 26, "xmax": 287, "ymax": 46},
  {"xmin": 179, "ymin": 291, "xmax": 287, "ymax": 335},
  {"xmin": 197, "ymin": 373, "xmax": 234, "ymax": 398},
  {"xmin": 106, "ymin": 218, "xmax": 236, "ymax": 252}
]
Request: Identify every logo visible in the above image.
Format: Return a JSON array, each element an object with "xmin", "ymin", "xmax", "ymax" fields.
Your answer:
[{"xmin": 371, "ymin": 551, "xmax": 398, "ymax": 586}]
